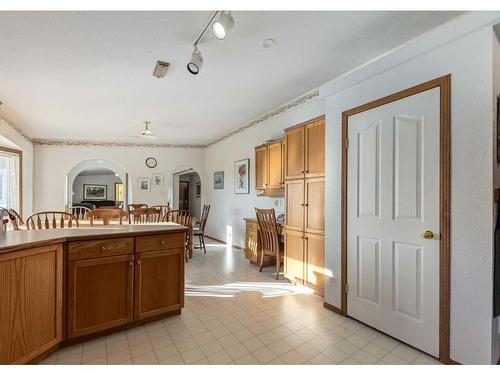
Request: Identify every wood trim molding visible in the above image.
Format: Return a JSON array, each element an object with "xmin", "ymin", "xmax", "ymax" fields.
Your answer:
[
  {"xmin": 340, "ymin": 75, "xmax": 452, "ymax": 364},
  {"xmin": 0, "ymin": 146, "xmax": 23, "ymax": 215},
  {"xmin": 323, "ymin": 301, "xmax": 342, "ymax": 315}
]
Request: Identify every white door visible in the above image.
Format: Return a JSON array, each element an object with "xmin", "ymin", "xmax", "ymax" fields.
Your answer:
[{"xmin": 347, "ymin": 88, "xmax": 440, "ymax": 356}]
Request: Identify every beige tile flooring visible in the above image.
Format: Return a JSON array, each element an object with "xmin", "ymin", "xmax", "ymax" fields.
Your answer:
[{"xmin": 39, "ymin": 239, "xmax": 440, "ymax": 365}]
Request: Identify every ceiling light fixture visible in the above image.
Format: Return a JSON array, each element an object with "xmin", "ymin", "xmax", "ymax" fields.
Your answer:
[
  {"xmin": 138, "ymin": 121, "xmax": 158, "ymax": 139},
  {"xmin": 212, "ymin": 11, "xmax": 234, "ymax": 40},
  {"xmin": 187, "ymin": 45, "xmax": 203, "ymax": 75},
  {"xmin": 187, "ymin": 10, "xmax": 235, "ymax": 75},
  {"xmin": 152, "ymin": 61, "xmax": 170, "ymax": 78}
]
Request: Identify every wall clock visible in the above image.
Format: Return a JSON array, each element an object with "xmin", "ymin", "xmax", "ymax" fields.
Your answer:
[{"xmin": 145, "ymin": 157, "xmax": 157, "ymax": 168}]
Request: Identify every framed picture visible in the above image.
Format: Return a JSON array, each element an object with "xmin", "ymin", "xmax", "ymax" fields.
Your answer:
[
  {"xmin": 138, "ymin": 178, "xmax": 151, "ymax": 192},
  {"xmin": 214, "ymin": 171, "xmax": 224, "ymax": 190},
  {"xmin": 196, "ymin": 181, "xmax": 201, "ymax": 198},
  {"xmin": 234, "ymin": 159, "xmax": 250, "ymax": 194},
  {"xmin": 153, "ymin": 173, "xmax": 164, "ymax": 187},
  {"xmin": 83, "ymin": 184, "xmax": 107, "ymax": 200}
]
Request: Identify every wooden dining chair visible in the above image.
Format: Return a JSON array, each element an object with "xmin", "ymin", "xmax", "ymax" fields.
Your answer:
[
  {"xmin": 69, "ymin": 205, "xmax": 91, "ymax": 220},
  {"xmin": 127, "ymin": 203, "xmax": 148, "ymax": 213},
  {"xmin": 0, "ymin": 208, "xmax": 11, "ymax": 231},
  {"xmin": 8, "ymin": 208, "xmax": 24, "ymax": 230},
  {"xmin": 194, "ymin": 204, "xmax": 210, "ymax": 254},
  {"xmin": 129, "ymin": 207, "xmax": 161, "ymax": 224},
  {"xmin": 152, "ymin": 204, "xmax": 171, "ymax": 220},
  {"xmin": 88, "ymin": 208, "xmax": 127, "ymax": 225},
  {"xmin": 255, "ymin": 208, "xmax": 284, "ymax": 280},
  {"xmin": 26, "ymin": 211, "xmax": 79, "ymax": 230},
  {"xmin": 164, "ymin": 210, "xmax": 193, "ymax": 262}
]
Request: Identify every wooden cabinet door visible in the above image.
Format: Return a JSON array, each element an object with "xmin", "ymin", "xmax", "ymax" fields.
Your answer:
[
  {"xmin": 0, "ymin": 245, "xmax": 63, "ymax": 364},
  {"xmin": 285, "ymin": 179, "xmax": 304, "ymax": 231},
  {"xmin": 134, "ymin": 249, "xmax": 184, "ymax": 320},
  {"xmin": 305, "ymin": 177, "xmax": 325, "ymax": 235},
  {"xmin": 284, "ymin": 229, "xmax": 304, "ymax": 284},
  {"xmin": 255, "ymin": 145, "xmax": 268, "ymax": 189},
  {"xmin": 285, "ymin": 126, "xmax": 305, "ymax": 180},
  {"xmin": 67, "ymin": 254, "xmax": 134, "ymax": 338},
  {"xmin": 305, "ymin": 118, "xmax": 325, "ymax": 178},
  {"xmin": 304, "ymin": 233, "xmax": 325, "ymax": 296},
  {"xmin": 268, "ymin": 141, "xmax": 283, "ymax": 189}
]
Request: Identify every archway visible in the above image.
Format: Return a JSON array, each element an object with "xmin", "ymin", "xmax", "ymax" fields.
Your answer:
[
  {"xmin": 172, "ymin": 166, "xmax": 202, "ymax": 219},
  {"xmin": 65, "ymin": 159, "xmax": 131, "ymax": 209}
]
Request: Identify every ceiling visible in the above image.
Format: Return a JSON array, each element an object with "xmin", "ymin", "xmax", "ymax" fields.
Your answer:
[{"xmin": 0, "ymin": 11, "xmax": 462, "ymax": 146}]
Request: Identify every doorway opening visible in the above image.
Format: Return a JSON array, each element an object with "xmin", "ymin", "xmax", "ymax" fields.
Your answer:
[
  {"xmin": 66, "ymin": 159, "xmax": 130, "ymax": 210},
  {"xmin": 173, "ymin": 168, "xmax": 201, "ymax": 219}
]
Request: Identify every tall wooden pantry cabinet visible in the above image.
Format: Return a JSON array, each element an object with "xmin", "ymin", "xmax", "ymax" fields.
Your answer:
[{"xmin": 284, "ymin": 116, "xmax": 325, "ymax": 296}]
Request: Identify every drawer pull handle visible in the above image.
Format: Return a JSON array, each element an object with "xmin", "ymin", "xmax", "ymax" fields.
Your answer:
[
  {"xmin": 137, "ymin": 260, "xmax": 142, "ymax": 265},
  {"xmin": 160, "ymin": 240, "xmax": 166, "ymax": 245},
  {"xmin": 101, "ymin": 246, "xmax": 106, "ymax": 251},
  {"xmin": 129, "ymin": 261, "xmax": 134, "ymax": 266}
]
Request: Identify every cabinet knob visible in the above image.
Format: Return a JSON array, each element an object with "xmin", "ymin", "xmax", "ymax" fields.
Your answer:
[
  {"xmin": 137, "ymin": 260, "xmax": 142, "ymax": 265},
  {"xmin": 129, "ymin": 261, "xmax": 134, "ymax": 266},
  {"xmin": 100, "ymin": 246, "xmax": 106, "ymax": 252},
  {"xmin": 160, "ymin": 240, "xmax": 165, "ymax": 245}
]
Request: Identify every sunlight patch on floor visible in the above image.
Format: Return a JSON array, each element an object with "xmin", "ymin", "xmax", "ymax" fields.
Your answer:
[{"xmin": 186, "ymin": 281, "xmax": 314, "ymax": 298}]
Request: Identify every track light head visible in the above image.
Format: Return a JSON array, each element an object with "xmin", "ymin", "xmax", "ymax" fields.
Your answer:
[
  {"xmin": 212, "ymin": 11, "xmax": 234, "ymax": 40},
  {"xmin": 187, "ymin": 45, "xmax": 203, "ymax": 75}
]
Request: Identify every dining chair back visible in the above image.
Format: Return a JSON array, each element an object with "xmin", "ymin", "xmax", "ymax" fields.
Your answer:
[
  {"xmin": 0, "ymin": 208, "xmax": 11, "ymax": 231},
  {"xmin": 152, "ymin": 204, "xmax": 171, "ymax": 220},
  {"xmin": 26, "ymin": 211, "xmax": 79, "ymax": 230},
  {"xmin": 8, "ymin": 208, "xmax": 24, "ymax": 230},
  {"xmin": 129, "ymin": 207, "xmax": 162, "ymax": 224},
  {"xmin": 69, "ymin": 205, "xmax": 91, "ymax": 220},
  {"xmin": 255, "ymin": 208, "xmax": 283, "ymax": 279},
  {"xmin": 164, "ymin": 210, "xmax": 193, "ymax": 262},
  {"xmin": 88, "ymin": 208, "xmax": 127, "ymax": 225},
  {"xmin": 194, "ymin": 204, "xmax": 211, "ymax": 254}
]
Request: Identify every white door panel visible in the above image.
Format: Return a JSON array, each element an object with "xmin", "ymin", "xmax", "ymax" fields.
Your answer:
[{"xmin": 347, "ymin": 88, "xmax": 440, "ymax": 357}]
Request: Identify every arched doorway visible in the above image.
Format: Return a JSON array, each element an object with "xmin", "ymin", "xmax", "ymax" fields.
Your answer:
[
  {"xmin": 66, "ymin": 159, "xmax": 131, "ymax": 209},
  {"xmin": 172, "ymin": 166, "xmax": 201, "ymax": 219}
]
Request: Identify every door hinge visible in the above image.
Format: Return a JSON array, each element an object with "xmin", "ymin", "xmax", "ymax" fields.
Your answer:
[{"xmin": 345, "ymin": 283, "xmax": 348, "ymax": 293}]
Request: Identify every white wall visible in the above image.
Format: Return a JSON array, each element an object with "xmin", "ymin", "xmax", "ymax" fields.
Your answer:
[
  {"xmin": 0, "ymin": 118, "xmax": 33, "ymax": 217},
  {"xmin": 322, "ymin": 24, "xmax": 496, "ymax": 364},
  {"xmin": 33, "ymin": 145, "xmax": 204, "ymax": 212},
  {"xmin": 204, "ymin": 98, "xmax": 324, "ymax": 247},
  {"xmin": 72, "ymin": 173, "xmax": 121, "ymax": 203}
]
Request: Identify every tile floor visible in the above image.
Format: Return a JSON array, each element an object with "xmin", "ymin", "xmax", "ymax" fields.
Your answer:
[{"xmin": 39, "ymin": 239, "xmax": 441, "ymax": 365}]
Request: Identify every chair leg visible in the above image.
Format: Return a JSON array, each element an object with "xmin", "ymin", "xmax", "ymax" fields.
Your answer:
[
  {"xmin": 259, "ymin": 251, "xmax": 264, "ymax": 272},
  {"xmin": 201, "ymin": 234, "xmax": 207, "ymax": 254},
  {"xmin": 185, "ymin": 244, "xmax": 189, "ymax": 263},
  {"xmin": 275, "ymin": 253, "xmax": 280, "ymax": 280}
]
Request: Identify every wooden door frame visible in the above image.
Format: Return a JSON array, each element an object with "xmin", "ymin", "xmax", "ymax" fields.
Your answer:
[{"xmin": 340, "ymin": 75, "xmax": 452, "ymax": 363}]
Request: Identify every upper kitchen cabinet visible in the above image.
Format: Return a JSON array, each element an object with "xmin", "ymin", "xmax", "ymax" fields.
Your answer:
[
  {"xmin": 305, "ymin": 118, "xmax": 325, "ymax": 178},
  {"xmin": 254, "ymin": 139, "xmax": 284, "ymax": 196},
  {"xmin": 284, "ymin": 125, "xmax": 305, "ymax": 180}
]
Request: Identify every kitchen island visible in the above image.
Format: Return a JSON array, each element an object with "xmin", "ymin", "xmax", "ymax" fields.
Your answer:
[{"xmin": 0, "ymin": 224, "xmax": 187, "ymax": 364}]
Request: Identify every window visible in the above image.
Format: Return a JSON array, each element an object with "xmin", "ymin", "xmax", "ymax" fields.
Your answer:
[
  {"xmin": 0, "ymin": 147, "xmax": 21, "ymax": 212},
  {"xmin": 115, "ymin": 182, "xmax": 124, "ymax": 203}
]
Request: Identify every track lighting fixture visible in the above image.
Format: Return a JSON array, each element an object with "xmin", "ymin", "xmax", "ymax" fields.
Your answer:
[
  {"xmin": 186, "ymin": 10, "xmax": 235, "ymax": 75},
  {"xmin": 187, "ymin": 45, "xmax": 203, "ymax": 75},
  {"xmin": 212, "ymin": 11, "xmax": 234, "ymax": 40}
]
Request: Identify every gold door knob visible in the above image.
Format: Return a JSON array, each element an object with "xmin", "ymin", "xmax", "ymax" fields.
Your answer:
[{"xmin": 422, "ymin": 230, "xmax": 441, "ymax": 240}]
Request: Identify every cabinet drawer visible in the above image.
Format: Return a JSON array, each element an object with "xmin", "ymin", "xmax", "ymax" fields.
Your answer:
[
  {"xmin": 136, "ymin": 233, "xmax": 185, "ymax": 253},
  {"xmin": 246, "ymin": 221, "xmax": 258, "ymax": 232},
  {"xmin": 68, "ymin": 237, "xmax": 134, "ymax": 261}
]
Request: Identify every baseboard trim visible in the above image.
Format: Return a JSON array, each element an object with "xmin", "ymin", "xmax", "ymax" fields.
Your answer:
[
  {"xmin": 205, "ymin": 235, "xmax": 245, "ymax": 251},
  {"xmin": 323, "ymin": 301, "xmax": 343, "ymax": 315}
]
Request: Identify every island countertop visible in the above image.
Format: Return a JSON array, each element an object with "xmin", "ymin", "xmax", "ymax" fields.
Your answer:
[{"xmin": 0, "ymin": 223, "xmax": 187, "ymax": 254}]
